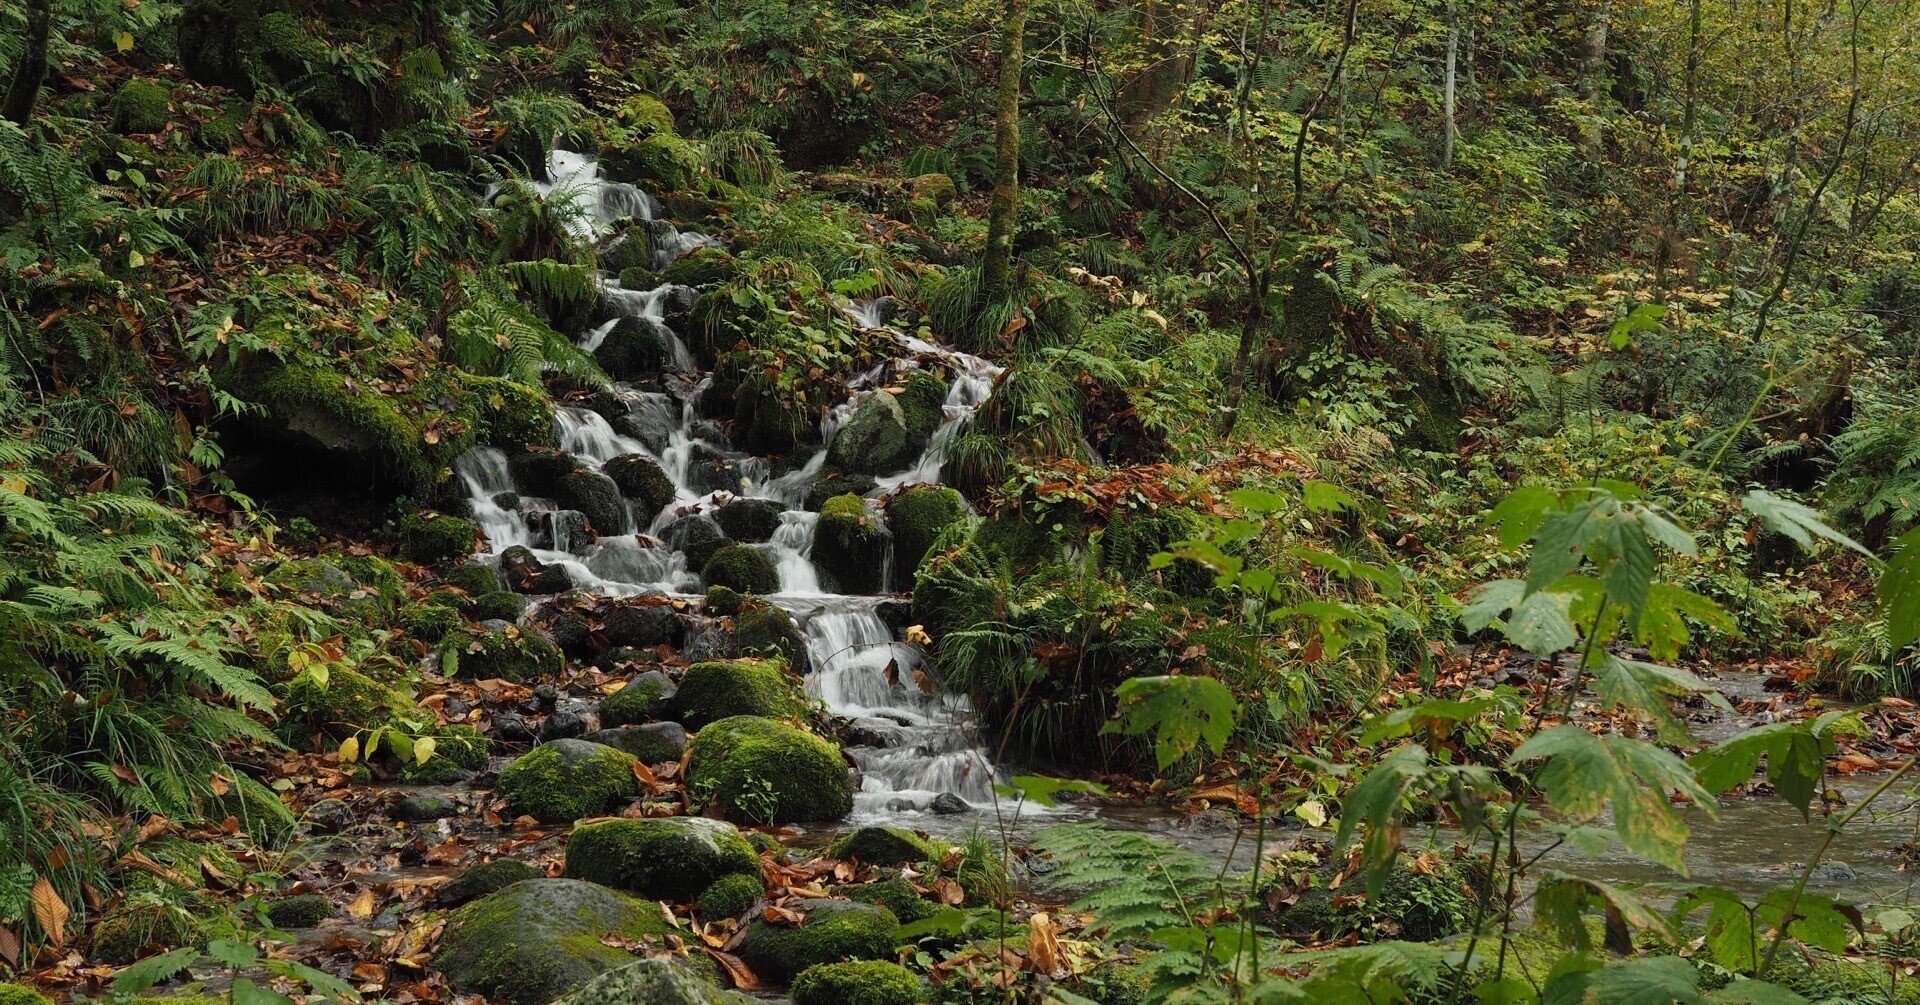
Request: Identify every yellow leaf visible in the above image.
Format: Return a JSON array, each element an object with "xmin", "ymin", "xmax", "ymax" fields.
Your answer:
[
  {"xmin": 348, "ymin": 889, "xmax": 376, "ymax": 918},
  {"xmin": 413, "ymin": 736, "xmax": 436, "ymax": 765},
  {"xmin": 904, "ymin": 624, "xmax": 931, "ymax": 645},
  {"xmin": 1293, "ymin": 800, "xmax": 1328, "ymax": 828},
  {"xmin": 114, "ymin": 31, "xmax": 134, "ymax": 52},
  {"xmin": 128, "ymin": 250, "xmax": 145, "ymax": 267},
  {"xmin": 339, "ymin": 735, "xmax": 361, "ymax": 763}
]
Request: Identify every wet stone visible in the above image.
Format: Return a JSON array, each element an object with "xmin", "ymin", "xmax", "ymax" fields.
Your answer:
[
  {"xmin": 395, "ymin": 794, "xmax": 458, "ymax": 822},
  {"xmin": 492, "ymin": 711, "xmax": 537, "ymax": 743},
  {"xmin": 930, "ymin": 793, "xmax": 969, "ymax": 815},
  {"xmin": 539, "ymin": 709, "xmax": 592, "ymax": 742}
]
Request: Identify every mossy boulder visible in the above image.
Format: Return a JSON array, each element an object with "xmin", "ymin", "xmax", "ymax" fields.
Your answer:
[
  {"xmin": 509, "ymin": 450, "xmax": 579, "ymax": 498},
  {"xmin": 828, "ymin": 392, "xmax": 912, "ymax": 476},
  {"xmin": 441, "ymin": 859, "xmax": 544, "ymax": 908},
  {"xmin": 614, "ymin": 95, "xmax": 676, "ymax": 137},
  {"xmin": 603, "ymin": 455, "xmax": 677, "ymax": 516},
  {"xmin": 695, "ymin": 872, "xmax": 766, "ymax": 920},
  {"xmin": 435, "ymin": 879, "xmax": 675, "ymax": 1005},
  {"xmin": 556, "ymin": 469, "xmax": 627, "ymax": 536},
  {"xmin": 498, "ymin": 739, "xmax": 639, "ymax": 823},
  {"xmin": 281, "ymin": 664, "xmax": 415, "ymax": 734},
  {"xmin": 603, "ymin": 602, "xmax": 682, "ymax": 649},
  {"xmin": 826, "ymin": 827, "xmax": 942, "ymax": 868},
  {"xmin": 399, "ymin": 514, "xmax": 476, "ymax": 566},
  {"xmin": 469, "ymin": 590, "xmax": 530, "ymax": 622},
  {"xmin": 564, "ymin": 817, "xmax": 760, "ymax": 901},
  {"xmin": 737, "ymin": 899, "xmax": 899, "ymax": 982},
  {"xmin": 898, "ymin": 371, "xmax": 948, "ymax": 452},
  {"xmin": 687, "ymin": 717, "xmax": 852, "ymax": 824},
  {"xmin": 806, "ymin": 471, "xmax": 878, "ymax": 510},
  {"xmin": 840, "ymin": 877, "xmax": 936, "ymax": 924},
  {"xmin": 265, "ymin": 557, "xmax": 402, "ymax": 624},
  {"xmin": 594, "ymin": 318, "xmax": 669, "ymax": 383},
  {"xmin": 265, "ymin": 893, "xmax": 334, "ymax": 928},
  {"xmin": 401, "ymin": 602, "xmax": 463, "ymax": 643},
  {"xmin": 442, "ymin": 624, "xmax": 563, "ymax": 681},
  {"xmin": 656, "ymin": 247, "xmax": 737, "ymax": 289},
  {"xmin": 221, "ymin": 359, "xmax": 468, "ymax": 496},
  {"xmin": 92, "ymin": 903, "xmax": 193, "ymax": 964},
  {"xmin": 731, "ymin": 602, "xmax": 812, "ymax": 675},
  {"xmin": 440, "ymin": 561, "xmax": 501, "ymax": 596},
  {"xmin": 664, "ymin": 514, "xmax": 729, "ymax": 570},
  {"xmin": 672, "ymin": 658, "xmax": 806, "ymax": 730},
  {"xmin": 885, "ymin": 486, "xmax": 965, "ymax": 582},
  {"xmin": 700, "ymin": 543, "xmax": 778, "ymax": 595},
  {"xmin": 584, "ymin": 722, "xmax": 687, "ymax": 762},
  {"xmin": 601, "ymin": 670, "xmax": 676, "ymax": 727},
  {"xmin": 713, "ymin": 499, "xmax": 783, "ymax": 543},
  {"xmin": 731, "ymin": 370, "xmax": 811, "ymax": 455},
  {"xmin": 813, "ymin": 495, "xmax": 890, "ymax": 595},
  {"xmin": 791, "ymin": 961, "xmax": 924, "ymax": 1005},
  {"xmin": 111, "ymin": 78, "xmax": 173, "ymax": 134},
  {"xmin": 603, "ymin": 133, "xmax": 701, "ymax": 193},
  {"xmin": 704, "ymin": 585, "xmax": 744, "ymax": 617},
  {"xmin": 559, "ymin": 957, "xmax": 753, "ymax": 1005}
]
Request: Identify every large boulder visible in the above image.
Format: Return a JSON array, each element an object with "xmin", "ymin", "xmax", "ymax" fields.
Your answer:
[
  {"xmin": 498, "ymin": 739, "xmax": 639, "ymax": 823},
  {"xmin": 885, "ymin": 486, "xmax": 966, "ymax": 583},
  {"xmin": 556, "ymin": 469, "xmax": 627, "ymax": 536},
  {"xmin": 442, "ymin": 624, "xmax": 563, "ymax": 681},
  {"xmin": 559, "ymin": 957, "xmax": 753, "ymax": 1005},
  {"xmin": 600, "ymin": 670, "xmax": 677, "ymax": 727},
  {"xmin": 662, "ymin": 514, "xmax": 729, "ymax": 570},
  {"xmin": 593, "ymin": 318, "xmax": 668, "ymax": 383},
  {"xmin": 434, "ymin": 879, "xmax": 675, "ymax": 1005},
  {"xmin": 897, "ymin": 371, "xmax": 948, "ymax": 455},
  {"xmin": 730, "ymin": 602, "xmax": 812, "ymax": 675},
  {"xmin": 398, "ymin": 513, "xmax": 477, "ymax": 566},
  {"xmin": 687, "ymin": 717, "xmax": 852, "ymax": 824},
  {"xmin": 712, "ymin": 498, "xmax": 783, "ymax": 543},
  {"xmin": 671, "ymin": 658, "xmax": 806, "ymax": 730},
  {"xmin": 509, "ymin": 450, "xmax": 579, "ymax": 498},
  {"xmin": 825, "ymin": 827, "xmax": 943, "ymax": 868},
  {"xmin": 826, "ymin": 392, "xmax": 912, "ymax": 476},
  {"xmin": 584, "ymin": 722, "xmax": 687, "ymax": 763},
  {"xmin": 700, "ymin": 544, "xmax": 778, "ymax": 595},
  {"xmin": 563, "ymin": 818, "xmax": 760, "ymax": 901},
  {"xmin": 812, "ymin": 496, "xmax": 890, "ymax": 595},
  {"xmin": 603, "ymin": 455, "xmax": 677, "ymax": 516},
  {"xmin": 736, "ymin": 899, "xmax": 899, "ymax": 982},
  {"xmin": 603, "ymin": 602, "xmax": 683, "ymax": 649}
]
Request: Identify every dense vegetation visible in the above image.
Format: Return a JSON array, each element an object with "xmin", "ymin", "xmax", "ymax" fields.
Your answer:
[{"xmin": 2, "ymin": 0, "xmax": 1920, "ymax": 1003}]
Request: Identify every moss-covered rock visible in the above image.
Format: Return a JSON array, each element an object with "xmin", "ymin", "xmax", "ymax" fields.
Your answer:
[
  {"xmin": 614, "ymin": 95, "xmax": 676, "ymax": 137},
  {"xmin": 731, "ymin": 370, "xmax": 811, "ymax": 455},
  {"xmin": 828, "ymin": 392, "xmax": 912, "ymax": 476},
  {"xmin": 840, "ymin": 877, "xmax": 936, "ymax": 924},
  {"xmin": 897, "ymin": 371, "xmax": 948, "ymax": 453},
  {"xmin": 498, "ymin": 739, "xmax": 639, "ymax": 823},
  {"xmin": 91, "ymin": 903, "xmax": 193, "ymax": 964},
  {"xmin": 265, "ymin": 893, "xmax": 334, "ymax": 928},
  {"xmin": 672, "ymin": 658, "xmax": 806, "ymax": 730},
  {"xmin": 419, "ymin": 722, "xmax": 492, "ymax": 771},
  {"xmin": 281, "ymin": 664, "xmax": 416, "ymax": 734},
  {"xmin": 737, "ymin": 899, "xmax": 899, "ymax": 982},
  {"xmin": 584, "ymin": 722, "xmax": 687, "ymax": 762},
  {"xmin": 509, "ymin": 450, "xmax": 579, "ymax": 498},
  {"xmin": 401, "ymin": 602, "xmax": 463, "ymax": 643},
  {"xmin": 687, "ymin": 717, "xmax": 852, "ymax": 824},
  {"xmin": 731, "ymin": 601, "xmax": 812, "ymax": 675},
  {"xmin": 700, "ymin": 543, "xmax": 778, "ymax": 595},
  {"xmin": 704, "ymin": 585, "xmax": 744, "ymax": 617},
  {"xmin": 790, "ymin": 961, "xmax": 924, "ymax": 1005},
  {"xmin": 813, "ymin": 495, "xmax": 890, "ymax": 594},
  {"xmin": 806, "ymin": 471, "xmax": 879, "ymax": 511},
  {"xmin": 602, "ymin": 132, "xmax": 702, "ymax": 193},
  {"xmin": 111, "ymin": 78, "xmax": 173, "ymax": 134},
  {"xmin": 593, "ymin": 318, "xmax": 668, "ymax": 384},
  {"xmin": 602, "ymin": 455, "xmax": 677, "ymax": 517},
  {"xmin": 713, "ymin": 499, "xmax": 783, "ymax": 543},
  {"xmin": 555, "ymin": 469, "xmax": 627, "ymax": 536},
  {"xmin": 442, "ymin": 624, "xmax": 563, "ymax": 681},
  {"xmin": 441, "ymin": 859, "xmax": 544, "ymax": 908},
  {"xmin": 469, "ymin": 590, "xmax": 530, "ymax": 622},
  {"xmin": 558, "ymin": 957, "xmax": 753, "ymax": 1005},
  {"xmin": 601, "ymin": 670, "xmax": 676, "ymax": 727},
  {"xmin": 826, "ymin": 827, "xmax": 942, "ymax": 868},
  {"xmin": 399, "ymin": 514, "xmax": 476, "ymax": 565},
  {"xmin": 564, "ymin": 817, "xmax": 760, "ymax": 901},
  {"xmin": 603, "ymin": 602, "xmax": 682, "ymax": 649},
  {"xmin": 435, "ymin": 879, "xmax": 675, "ymax": 1005},
  {"xmin": 0, "ymin": 985, "xmax": 52, "ymax": 1005},
  {"xmin": 265, "ymin": 557, "xmax": 402, "ymax": 624},
  {"xmin": 440, "ymin": 561, "xmax": 501, "ymax": 596},
  {"xmin": 665, "ymin": 514, "xmax": 730, "ymax": 571},
  {"xmin": 885, "ymin": 486, "xmax": 965, "ymax": 582},
  {"xmin": 656, "ymin": 247, "xmax": 737, "ymax": 289},
  {"xmin": 694, "ymin": 873, "xmax": 765, "ymax": 920},
  {"xmin": 473, "ymin": 374, "xmax": 557, "ymax": 450}
]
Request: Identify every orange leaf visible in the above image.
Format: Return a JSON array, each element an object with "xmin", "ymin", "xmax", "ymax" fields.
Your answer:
[
  {"xmin": 349, "ymin": 888, "xmax": 377, "ymax": 918},
  {"xmin": 703, "ymin": 949, "xmax": 763, "ymax": 990},
  {"xmin": 30, "ymin": 877, "xmax": 69, "ymax": 948},
  {"xmin": 1027, "ymin": 911, "xmax": 1066, "ymax": 977}
]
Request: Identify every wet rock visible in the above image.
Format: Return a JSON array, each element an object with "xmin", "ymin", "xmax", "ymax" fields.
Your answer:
[
  {"xmin": 712, "ymin": 498, "xmax": 783, "ymax": 543},
  {"xmin": 930, "ymin": 792, "xmax": 969, "ymax": 815},
  {"xmin": 499, "ymin": 545, "xmax": 572, "ymax": 594},
  {"xmin": 303, "ymin": 798, "xmax": 356, "ymax": 834},
  {"xmin": 603, "ymin": 601, "xmax": 682, "ymax": 648},
  {"xmin": 395, "ymin": 794, "xmax": 458, "ymax": 823},
  {"xmin": 874, "ymin": 599, "xmax": 914, "ymax": 636},
  {"xmin": 826, "ymin": 826, "xmax": 942, "ymax": 867},
  {"xmin": 442, "ymin": 623, "xmax": 564, "ymax": 681},
  {"xmin": 700, "ymin": 543, "xmax": 778, "ymax": 595},
  {"xmin": 671, "ymin": 658, "xmax": 806, "ymax": 730},
  {"xmin": 812, "ymin": 495, "xmax": 891, "ymax": 595},
  {"xmin": 435, "ymin": 879, "xmax": 675, "ymax": 1005},
  {"xmin": 684, "ymin": 443, "xmax": 747, "ymax": 496},
  {"xmin": 555, "ymin": 469, "xmax": 627, "ymax": 536},
  {"xmin": 491, "ymin": 711, "xmax": 537, "ymax": 743},
  {"xmin": 535, "ymin": 684, "xmax": 562, "ymax": 711},
  {"xmin": 265, "ymin": 894, "xmax": 335, "ymax": 929},
  {"xmin": 806, "ymin": 471, "xmax": 877, "ymax": 511},
  {"xmin": 1810, "ymin": 861, "xmax": 1859, "ymax": 882},
  {"xmin": 687, "ymin": 717, "xmax": 853, "ymax": 824},
  {"xmin": 547, "ymin": 613, "xmax": 604, "ymax": 661},
  {"xmin": 594, "ymin": 317, "xmax": 668, "ymax": 383},
  {"xmin": 584, "ymin": 722, "xmax": 688, "ymax": 762},
  {"xmin": 538, "ymin": 710, "xmax": 591, "ymax": 742},
  {"xmin": 827, "ymin": 391, "xmax": 912, "ymax": 476},
  {"xmin": 601, "ymin": 670, "xmax": 676, "ymax": 726},
  {"xmin": 507, "ymin": 450, "xmax": 578, "ymax": 498},
  {"xmin": 683, "ymin": 621, "xmax": 734, "ymax": 663},
  {"xmin": 843, "ymin": 718, "xmax": 900, "ymax": 748},
  {"xmin": 603, "ymin": 454, "xmax": 677, "ymax": 516},
  {"xmin": 886, "ymin": 485, "xmax": 966, "ymax": 583},
  {"xmin": 563, "ymin": 817, "xmax": 760, "ymax": 901},
  {"xmin": 439, "ymin": 859, "xmax": 542, "ymax": 908},
  {"xmin": 662, "ymin": 513, "xmax": 729, "ymax": 570},
  {"xmin": 730, "ymin": 601, "xmax": 812, "ymax": 675},
  {"xmin": 528, "ymin": 509, "xmax": 593, "ymax": 554}
]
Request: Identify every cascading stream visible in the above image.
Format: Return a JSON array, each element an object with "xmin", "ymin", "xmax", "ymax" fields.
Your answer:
[{"xmin": 462, "ymin": 149, "xmax": 1019, "ymax": 819}]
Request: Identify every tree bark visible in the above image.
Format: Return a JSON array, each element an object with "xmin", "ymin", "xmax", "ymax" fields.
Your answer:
[
  {"xmin": 2, "ymin": 0, "xmax": 53, "ymax": 127},
  {"xmin": 980, "ymin": 0, "xmax": 1030, "ymax": 298},
  {"xmin": 1442, "ymin": 0, "xmax": 1458, "ymax": 170},
  {"xmin": 1578, "ymin": 0, "xmax": 1612, "ymax": 156}
]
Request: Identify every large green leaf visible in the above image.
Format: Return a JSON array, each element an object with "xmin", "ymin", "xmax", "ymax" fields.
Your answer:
[
  {"xmin": 1742, "ymin": 490, "xmax": 1874, "ymax": 558},
  {"xmin": 1635, "ymin": 583, "xmax": 1738, "ymax": 661},
  {"xmin": 1544, "ymin": 956, "xmax": 1705, "ymax": 1005},
  {"xmin": 1332, "ymin": 745, "xmax": 1429, "ymax": 897},
  {"xmin": 1509, "ymin": 726, "xmax": 1715, "ymax": 872},
  {"xmin": 1490, "ymin": 485, "xmax": 1564, "ymax": 550},
  {"xmin": 1688, "ymin": 721, "xmax": 1828, "ymax": 819},
  {"xmin": 1673, "ymin": 885, "xmax": 1760, "ymax": 972},
  {"xmin": 1359, "ymin": 698, "xmax": 1493, "ymax": 745},
  {"xmin": 1881, "ymin": 527, "xmax": 1920, "ymax": 650},
  {"xmin": 1104, "ymin": 675, "xmax": 1238, "ymax": 770},
  {"xmin": 1536, "ymin": 871, "xmax": 1676, "ymax": 952},
  {"xmin": 1591, "ymin": 654, "xmax": 1728, "ymax": 743},
  {"xmin": 1706, "ymin": 981, "xmax": 1812, "ymax": 1005}
]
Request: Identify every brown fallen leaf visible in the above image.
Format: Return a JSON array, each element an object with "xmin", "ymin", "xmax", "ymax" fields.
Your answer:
[
  {"xmin": 703, "ymin": 949, "xmax": 763, "ymax": 990},
  {"xmin": 1027, "ymin": 911, "xmax": 1066, "ymax": 977},
  {"xmin": 349, "ymin": 888, "xmax": 378, "ymax": 918},
  {"xmin": 31, "ymin": 877, "xmax": 69, "ymax": 949}
]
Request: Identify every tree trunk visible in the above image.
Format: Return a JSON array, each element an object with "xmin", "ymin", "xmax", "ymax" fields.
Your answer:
[
  {"xmin": 1578, "ymin": 0, "xmax": 1612, "ymax": 156},
  {"xmin": 980, "ymin": 0, "xmax": 1030, "ymax": 298},
  {"xmin": 1442, "ymin": 1, "xmax": 1458, "ymax": 170},
  {"xmin": 1, "ymin": 0, "xmax": 53, "ymax": 127}
]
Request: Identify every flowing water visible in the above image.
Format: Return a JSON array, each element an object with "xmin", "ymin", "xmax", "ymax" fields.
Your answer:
[{"xmin": 462, "ymin": 150, "xmax": 1011, "ymax": 821}]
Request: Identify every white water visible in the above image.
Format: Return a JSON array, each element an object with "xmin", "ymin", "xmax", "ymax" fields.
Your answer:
[{"xmin": 461, "ymin": 151, "xmax": 1017, "ymax": 819}]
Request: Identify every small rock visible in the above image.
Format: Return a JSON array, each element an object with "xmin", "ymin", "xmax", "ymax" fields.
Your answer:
[
  {"xmin": 303, "ymin": 797, "xmax": 356, "ymax": 834},
  {"xmin": 539, "ymin": 710, "xmax": 590, "ymax": 742},
  {"xmin": 584, "ymin": 722, "xmax": 689, "ymax": 762},
  {"xmin": 535, "ymin": 684, "xmax": 561, "ymax": 710},
  {"xmin": 1810, "ymin": 861, "xmax": 1858, "ymax": 882},
  {"xmin": 844, "ymin": 717, "xmax": 902, "ymax": 748},
  {"xmin": 930, "ymin": 792, "xmax": 969, "ymax": 815},
  {"xmin": 395, "ymin": 794, "xmax": 458, "ymax": 823},
  {"xmin": 492, "ymin": 711, "xmax": 538, "ymax": 743}
]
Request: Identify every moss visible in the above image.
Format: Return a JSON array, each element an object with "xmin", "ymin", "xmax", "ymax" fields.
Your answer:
[
  {"xmin": 705, "ymin": 585, "xmax": 744, "ymax": 617},
  {"xmin": 696, "ymin": 872, "xmax": 766, "ymax": 920},
  {"xmin": 222, "ymin": 359, "xmax": 464, "ymax": 496},
  {"xmin": 790, "ymin": 960, "xmax": 924, "ymax": 1005},
  {"xmin": 439, "ymin": 562, "xmax": 501, "ymax": 596},
  {"xmin": 265, "ymin": 893, "xmax": 334, "ymax": 928},
  {"xmin": 898, "ymin": 371, "xmax": 948, "ymax": 450},
  {"xmin": 827, "ymin": 827, "xmax": 942, "ymax": 868},
  {"xmin": 92, "ymin": 903, "xmax": 192, "ymax": 964},
  {"xmin": 601, "ymin": 671, "xmax": 675, "ymax": 726},
  {"xmin": 617, "ymin": 266, "xmax": 655, "ymax": 289},
  {"xmin": 673, "ymin": 658, "xmax": 806, "ymax": 730},
  {"xmin": 733, "ymin": 602, "xmax": 811, "ymax": 674},
  {"xmin": 468, "ymin": 590, "xmax": 528, "ymax": 623},
  {"xmin": 828, "ymin": 392, "xmax": 911, "ymax": 476},
  {"xmin": 564, "ymin": 817, "xmax": 760, "ymax": 901},
  {"xmin": 910, "ymin": 173, "xmax": 956, "ymax": 207},
  {"xmin": 814, "ymin": 495, "xmax": 890, "ymax": 594},
  {"xmin": 731, "ymin": 368, "xmax": 810, "ymax": 455},
  {"xmin": 688, "ymin": 716, "xmax": 853, "ymax": 825},
  {"xmin": 422, "ymin": 723, "xmax": 491, "ymax": 770},
  {"xmin": 400, "ymin": 602, "xmax": 462, "ymax": 643},
  {"xmin": 603, "ymin": 454, "xmax": 677, "ymax": 515},
  {"xmin": 807, "ymin": 471, "xmax": 878, "ymax": 510},
  {"xmin": 737, "ymin": 899, "xmax": 900, "ymax": 982},
  {"xmin": 0, "ymin": 986, "xmax": 52, "ymax": 1005},
  {"xmin": 615, "ymin": 94, "xmax": 676, "ymax": 137},
  {"xmin": 265, "ymin": 557, "xmax": 399, "ymax": 624},
  {"xmin": 196, "ymin": 99, "xmax": 250, "ymax": 151},
  {"xmin": 498, "ymin": 739, "xmax": 639, "ymax": 823},
  {"xmin": 111, "ymin": 78, "xmax": 173, "ymax": 134},
  {"xmin": 398, "ymin": 514, "xmax": 476, "ymax": 566},
  {"xmin": 701, "ymin": 543, "xmax": 778, "ymax": 595},
  {"xmin": 841, "ymin": 877, "xmax": 936, "ymax": 924},
  {"xmin": 886, "ymin": 486, "xmax": 965, "ymax": 581},
  {"xmin": 398, "ymin": 756, "xmax": 468, "ymax": 785},
  {"xmin": 441, "ymin": 624, "xmax": 563, "ymax": 681},
  {"xmin": 657, "ymin": 247, "xmax": 738, "ymax": 289},
  {"xmin": 435, "ymin": 879, "xmax": 675, "ymax": 1005},
  {"xmin": 281, "ymin": 664, "xmax": 416, "ymax": 734},
  {"xmin": 469, "ymin": 375, "xmax": 556, "ymax": 450},
  {"xmin": 603, "ymin": 132, "xmax": 702, "ymax": 193},
  {"xmin": 440, "ymin": 859, "xmax": 543, "ymax": 908}
]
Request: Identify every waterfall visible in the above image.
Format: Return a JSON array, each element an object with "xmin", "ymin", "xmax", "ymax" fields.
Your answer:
[{"xmin": 458, "ymin": 149, "xmax": 1022, "ymax": 818}]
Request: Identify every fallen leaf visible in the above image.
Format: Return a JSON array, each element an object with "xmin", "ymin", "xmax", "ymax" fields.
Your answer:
[{"xmin": 31, "ymin": 877, "xmax": 69, "ymax": 949}]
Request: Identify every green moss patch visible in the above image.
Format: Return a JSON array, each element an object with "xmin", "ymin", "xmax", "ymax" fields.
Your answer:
[
  {"xmin": 701, "ymin": 543, "xmax": 778, "ymax": 595},
  {"xmin": 687, "ymin": 716, "xmax": 852, "ymax": 825},
  {"xmin": 498, "ymin": 739, "xmax": 639, "ymax": 823},
  {"xmin": 695, "ymin": 872, "xmax": 766, "ymax": 920},
  {"xmin": 441, "ymin": 624, "xmax": 563, "ymax": 681},
  {"xmin": 672, "ymin": 657, "xmax": 806, "ymax": 730},
  {"xmin": 601, "ymin": 670, "xmax": 676, "ymax": 726},
  {"xmin": 434, "ymin": 879, "xmax": 675, "ymax": 1005},
  {"xmin": 737, "ymin": 898, "xmax": 899, "ymax": 982},
  {"xmin": 826, "ymin": 827, "xmax": 943, "ymax": 869},
  {"xmin": 790, "ymin": 960, "xmax": 924, "ymax": 1005},
  {"xmin": 564, "ymin": 817, "xmax": 760, "ymax": 902}
]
